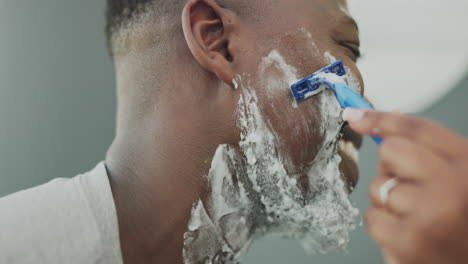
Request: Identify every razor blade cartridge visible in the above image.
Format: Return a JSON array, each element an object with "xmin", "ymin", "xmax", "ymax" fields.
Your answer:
[{"xmin": 291, "ymin": 60, "xmax": 346, "ymax": 102}]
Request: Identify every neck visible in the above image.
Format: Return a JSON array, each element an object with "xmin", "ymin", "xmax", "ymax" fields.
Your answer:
[
  {"xmin": 106, "ymin": 116, "xmax": 219, "ymax": 263},
  {"xmin": 106, "ymin": 143, "xmax": 192, "ymax": 263}
]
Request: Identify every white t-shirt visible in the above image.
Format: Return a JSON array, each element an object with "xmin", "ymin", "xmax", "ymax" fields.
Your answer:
[{"xmin": 0, "ymin": 162, "xmax": 124, "ymax": 264}]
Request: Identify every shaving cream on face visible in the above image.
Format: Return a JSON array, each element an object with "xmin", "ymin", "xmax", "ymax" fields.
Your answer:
[
  {"xmin": 344, "ymin": 66, "xmax": 362, "ymax": 93},
  {"xmin": 183, "ymin": 49, "xmax": 358, "ymax": 263},
  {"xmin": 258, "ymin": 50, "xmax": 299, "ymax": 109}
]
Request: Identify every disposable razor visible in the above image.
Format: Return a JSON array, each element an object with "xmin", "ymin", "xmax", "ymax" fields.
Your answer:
[{"xmin": 291, "ymin": 61, "xmax": 382, "ymax": 144}]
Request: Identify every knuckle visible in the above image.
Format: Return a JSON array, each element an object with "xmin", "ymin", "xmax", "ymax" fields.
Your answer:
[
  {"xmin": 401, "ymin": 116, "xmax": 423, "ymax": 132},
  {"xmin": 396, "ymin": 116, "xmax": 423, "ymax": 139},
  {"xmin": 362, "ymin": 111, "xmax": 380, "ymax": 126}
]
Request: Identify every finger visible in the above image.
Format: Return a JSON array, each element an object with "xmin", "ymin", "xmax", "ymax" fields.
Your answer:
[
  {"xmin": 378, "ymin": 137, "xmax": 448, "ymax": 181},
  {"xmin": 369, "ymin": 175, "xmax": 421, "ymax": 216},
  {"xmin": 365, "ymin": 207, "xmax": 405, "ymax": 248},
  {"xmin": 343, "ymin": 109, "xmax": 467, "ymax": 160}
]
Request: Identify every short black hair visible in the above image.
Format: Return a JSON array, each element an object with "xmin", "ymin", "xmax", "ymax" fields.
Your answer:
[
  {"xmin": 105, "ymin": 0, "xmax": 270, "ymax": 57},
  {"xmin": 106, "ymin": 0, "xmax": 149, "ymax": 45},
  {"xmin": 105, "ymin": 0, "xmax": 186, "ymax": 53}
]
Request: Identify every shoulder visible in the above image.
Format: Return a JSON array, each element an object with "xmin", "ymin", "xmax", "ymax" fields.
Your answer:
[{"xmin": 0, "ymin": 162, "xmax": 123, "ymax": 264}]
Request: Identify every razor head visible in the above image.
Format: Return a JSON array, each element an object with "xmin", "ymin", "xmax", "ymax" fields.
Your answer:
[{"xmin": 291, "ymin": 60, "xmax": 346, "ymax": 103}]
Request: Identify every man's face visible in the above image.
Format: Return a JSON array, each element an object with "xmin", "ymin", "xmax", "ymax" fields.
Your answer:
[
  {"xmin": 183, "ymin": 1, "xmax": 362, "ymax": 259},
  {"xmin": 233, "ymin": 0, "xmax": 363, "ymax": 190}
]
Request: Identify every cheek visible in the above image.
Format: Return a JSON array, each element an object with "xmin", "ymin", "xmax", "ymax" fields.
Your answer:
[
  {"xmin": 239, "ymin": 33, "xmax": 347, "ymax": 173},
  {"xmin": 253, "ymin": 63, "xmax": 325, "ymax": 173},
  {"xmin": 264, "ymin": 97, "xmax": 325, "ymax": 173},
  {"xmin": 248, "ymin": 48, "xmax": 335, "ymax": 173}
]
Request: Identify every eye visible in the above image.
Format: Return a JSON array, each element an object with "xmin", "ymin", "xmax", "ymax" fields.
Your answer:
[{"xmin": 339, "ymin": 41, "xmax": 361, "ymax": 62}]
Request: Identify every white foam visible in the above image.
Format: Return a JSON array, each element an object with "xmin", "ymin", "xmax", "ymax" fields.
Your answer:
[
  {"xmin": 315, "ymin": 72, "xmax": 347, "ymax": 85},
  {"xmin": 299, "ymin": 27, "xmax": 314, "ymax": 41},
  {"xmin": 183, "ymin": 49, "xmax": 358, "ymax": 264},
  {"xmin": 344, "ymin": 66, "xmax": 362, "ymax": 93},
  {"xmin": 324, "ymin": 51, "xmax": 338, "ymax": 64},
  {"xmin": 259, "ymin": 50, "xmax": 299, "ymax": 89},
  {"xmin": 301, "ymin": 72, "xmax": 345, "ymax": 101}
]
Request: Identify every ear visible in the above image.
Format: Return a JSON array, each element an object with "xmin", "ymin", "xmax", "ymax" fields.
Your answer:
[{"xmin": 182, "ymin": 0, "xmax": 236, "ymax": 85}]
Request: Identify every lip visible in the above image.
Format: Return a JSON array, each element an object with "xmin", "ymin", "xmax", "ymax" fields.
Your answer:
[
  {"xmin": 339, "ymin": 150, "xmax": 359, "ymax": 192},
  {"xmin": 338, "ymin": 123, "xmax": 363, "ymax": 192},
  {"xmin": 341, "ymin": 123, "xmax": 363, "ymax": 150}
]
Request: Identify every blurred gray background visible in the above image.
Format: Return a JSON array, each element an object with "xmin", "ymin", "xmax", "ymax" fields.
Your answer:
[{"xmin": 0, "ymin": 1, "xmax": 466, "ymax": 263}]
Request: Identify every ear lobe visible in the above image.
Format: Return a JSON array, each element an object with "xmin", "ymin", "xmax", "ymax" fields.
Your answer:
[{"xmin": 182, "ymin": 0, "xmax": 235, "ymax": 85}]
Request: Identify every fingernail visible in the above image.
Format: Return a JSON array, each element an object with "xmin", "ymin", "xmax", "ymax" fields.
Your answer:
[{"xmin": 342, "ymin": 108, "xmax": 365, "ymax": 121}]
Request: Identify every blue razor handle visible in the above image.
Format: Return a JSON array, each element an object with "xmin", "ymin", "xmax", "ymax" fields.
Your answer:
[
  {"xmin": 330, "ymin": 82, "xmax": 383, "ymax": 145},
  {"xmin": 290, "ymin": 60, "xmax": 382, "ymax": 145}
]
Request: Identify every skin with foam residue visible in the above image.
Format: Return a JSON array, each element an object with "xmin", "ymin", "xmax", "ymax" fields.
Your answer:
[
  {"xmin": 104, "ymin": 0, "xmax": 365, "ymax": 263},
  {"xmin": 184, "ymin": 71, "xmax": 358, "ymax": 262}
]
